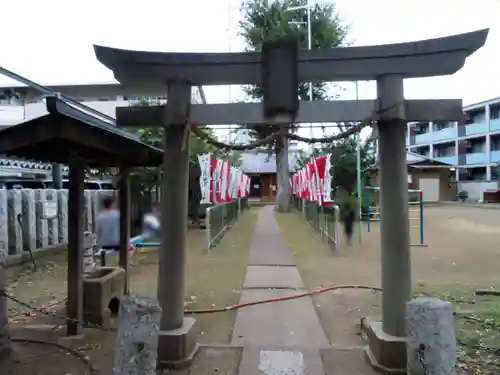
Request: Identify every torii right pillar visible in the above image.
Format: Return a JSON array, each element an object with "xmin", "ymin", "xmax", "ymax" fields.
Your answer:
[{"xmin": 363, "ymin": 75, "xmax": 411, "ymax": 373}]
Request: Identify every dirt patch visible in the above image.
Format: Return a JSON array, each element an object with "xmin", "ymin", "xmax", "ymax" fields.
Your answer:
[
  {"xmin": 276, "ymin": 206, "xmax": 500, "ymax": 374},
  {"xmin": 6, "ymin": 252, "xmax": 69, "ymax": 318},
  {"xmin": 6, "ymin": 326, "xmax": 242, "ymax": 375}
]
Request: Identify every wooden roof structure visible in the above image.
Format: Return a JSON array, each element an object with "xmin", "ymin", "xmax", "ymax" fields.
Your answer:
[{"xmin": 0, "ymin": 96, "xmax": 164, "ymax": 167}]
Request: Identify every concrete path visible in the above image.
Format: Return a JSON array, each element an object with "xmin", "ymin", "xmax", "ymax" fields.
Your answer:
[{"xmin": 231, "ymin": 206, "xmax": 329, "ymax": 375}]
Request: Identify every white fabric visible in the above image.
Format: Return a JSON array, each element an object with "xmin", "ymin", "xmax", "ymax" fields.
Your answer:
[{"xmin": 143, "ymin": 214, "xmax": 160, "ymax": 230}]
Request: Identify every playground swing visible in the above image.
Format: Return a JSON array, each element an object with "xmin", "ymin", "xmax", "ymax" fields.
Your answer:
[{"xmin": 364, "ymin": 186, "xmax": 427, "ymax": 247}]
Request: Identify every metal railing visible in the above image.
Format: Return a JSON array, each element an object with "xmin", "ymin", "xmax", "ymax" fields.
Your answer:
[
  {"xmin": 205, "ymin": 198, "xmax": 248, "ymax": 250},
  {"xmin": 294, "ymin": 197, "xmax": 340, "ymax": 249}
]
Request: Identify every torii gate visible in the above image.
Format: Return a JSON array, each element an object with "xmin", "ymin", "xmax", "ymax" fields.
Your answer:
[{"xmin": 93, "ymin": 29, "xmax": 488, "ymax": 371}]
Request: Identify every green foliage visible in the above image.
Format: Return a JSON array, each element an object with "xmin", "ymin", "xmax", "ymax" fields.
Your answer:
[
  {"xmin": 238, "ymin": 0, "xmax": 349, "ymax": 144},
  {"xmin": 134, "ymin": 98, "xmax": 242, "ymax": 166},
  {"xmin": 135, "ymin": 126, "xmax": 242, "ymax": 166},
  {"xmin": 126, "ymin": 98, "xmax": 242, "ymax": 221}
]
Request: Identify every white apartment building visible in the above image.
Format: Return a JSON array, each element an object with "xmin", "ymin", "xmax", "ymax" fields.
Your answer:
[{"xmin": 0, "ymin": 82, "xmax": 205, "ymax": 127}]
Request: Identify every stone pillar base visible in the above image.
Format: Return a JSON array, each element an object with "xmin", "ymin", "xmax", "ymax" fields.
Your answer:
[
  {"xmin": 360, "ymin": 317, "xmax": 406, "ymax": 374},
  {"xmin": 0, "ymin": 342, "xmax": 13, "ymax": 362},
  {"xmin": 157, "ymin": 317, "xmax": 199, "ymax": 370}
]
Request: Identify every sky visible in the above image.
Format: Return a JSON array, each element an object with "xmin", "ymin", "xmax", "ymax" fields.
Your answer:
[{"xmin": 0, "ymin": 0, "xmax": 498, "ymax": 143}]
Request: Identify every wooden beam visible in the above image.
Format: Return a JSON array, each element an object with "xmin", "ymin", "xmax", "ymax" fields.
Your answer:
[
  {"xmin": 116, "ymin": 99, "xmax": 465, "ymax": 127},
  {"xmin": 118, "ymin": 169, "xmax": 131, "ymax": 295},
  {"xmin": 66, "ymin": 157, "xmax": 85, "ymax": 336}
]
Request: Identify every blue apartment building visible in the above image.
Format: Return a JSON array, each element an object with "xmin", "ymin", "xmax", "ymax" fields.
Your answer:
[{"xmin": 407, "ymin": 96, "xmax": 500, "ymax": 183}]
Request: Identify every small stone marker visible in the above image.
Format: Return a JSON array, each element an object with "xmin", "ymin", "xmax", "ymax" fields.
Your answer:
[
  {"xmin": 113, "ymin": 297, "xmax": 162, "ymax": 375},
  {"xmin": 406, "ymin": 297, "xmax": 456, "ymax": 375}
]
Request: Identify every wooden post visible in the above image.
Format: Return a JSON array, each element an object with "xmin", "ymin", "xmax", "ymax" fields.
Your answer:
[
  {"xmin": 66, "ymin": 157, "xmax": 85, "ymax": 336},
  {"xmin": 0, "ymin": 189, "xmax": 9, "ymax": 359},
  {"xmin": 119, "ymin": 169, "xmax": 131, "ymax": 295},
  {"xmin": 0, "ymin": 257, "xmax": 9, "ymax": 361}
]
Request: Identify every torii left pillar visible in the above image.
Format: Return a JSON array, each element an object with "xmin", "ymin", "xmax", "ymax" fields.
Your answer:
[{"xmin": 156, "ymin": 81, "xmax": 198, "ymax": 369}]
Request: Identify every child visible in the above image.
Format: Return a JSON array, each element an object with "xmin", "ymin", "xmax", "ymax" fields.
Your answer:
[
  {"xmin": 95, "ymin": 195, "xmax": 135, "ymax": 255},
  {"xmin": 142, "ymin": 203, "xmax": 161, "ymax": 239}
]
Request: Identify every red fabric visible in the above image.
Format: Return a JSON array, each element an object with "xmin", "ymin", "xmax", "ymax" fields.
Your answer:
[
  {"xmin": 313, "ymin": 156, "xmax": 325, "ymax": 206},
  {"xmin": 306, "ymin": 163, "xmax": 313, "ymax": 201},
  {"xmin": 216, "ymin": 159, "xmax": 224, "ymax": 203},
  {"xmin": 224, "ymin": 161, "xmax": 231, "ymax": 202},
  {"xmin": 237, "ymin": 171, "xmax": 243, "ymax": 198},
  {"xmin": 210, "ymin": 155, "xmax": 217, "ymax": 204}
]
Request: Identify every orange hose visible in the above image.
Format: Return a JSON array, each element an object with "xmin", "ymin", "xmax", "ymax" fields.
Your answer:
[
  {"xmin": 184, "ymin": 285, "xmax": 382, "ymax": 314},
  {"xmin": 10, "ymin": 285, "xmax": 382, "ymax": 318}
]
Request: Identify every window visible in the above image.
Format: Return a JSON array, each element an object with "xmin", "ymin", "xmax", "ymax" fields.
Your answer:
[
  {"xmin": 491, "ymin": 166, "xmax": 499, "ymax": 181},
  {"xmin": 84, "ymin": 182, "xmax": 101, "ymax": 190},
  {"xmin": 491, "ymin": 106, "xmax": 500, "ymax": 120},
  {"xmin": 468, "ymin": 111, "xmax": 486, "ymax": 124},
  {"xmin": 413, "ymin": 122, "xmax": 429, "ymax": 135},
  {"xmin": 433, "ymin": 121, "xmax": 453, "ymax": 131},
  {"xmin": 459, "ymin": 168, "xmax": 486, "ymax": 181}
]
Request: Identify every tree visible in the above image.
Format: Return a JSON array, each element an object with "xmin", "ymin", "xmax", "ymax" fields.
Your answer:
[
  {"xmin": 130, "ymin": 98, "xmax": 242, "ymax": 222},
  {"xmin": 133, "ymin": 98, "xmax": 242, "ymax": 166},
  {"xmin": 239, "ymin": 0, "xmax": 349, "ymax": 212}
]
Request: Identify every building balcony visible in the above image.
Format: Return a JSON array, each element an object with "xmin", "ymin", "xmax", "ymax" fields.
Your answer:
[
  {"xmin": 464, "ymin": 152, "xmax": 488, "ymax": 165},
  {"xmin": 465, "ymin": 121, "xmax": 488, "ymax": 136},
  {"xmin": 434, "ymin": 155, "xmax": 457, "ymax": 165},
  {"xmin": 415, "ymin": 132, "xmax": 434, "ymax": 145},
  {"xmin": 431, "ymin": 127, "xmax": 456, "ymax": 141},
  {"xmin": 490, "ymin": 150, "xmax": 500, "ymax": 163},
  {"xmin": 490, "ymin": 118, "xmax": 500, "ymax": 132}
]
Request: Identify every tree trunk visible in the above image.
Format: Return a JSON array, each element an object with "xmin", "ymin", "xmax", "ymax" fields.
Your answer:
[{"xmin": 275, "ymin": 129, "xmax": 291, "ymax": 213}]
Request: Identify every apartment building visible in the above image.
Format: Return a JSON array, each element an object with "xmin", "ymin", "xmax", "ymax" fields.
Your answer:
[
  {"xmin": 406, "ymin": 97, "xmax": 500, "ymax": 197},
  {"xmin": 0, "ymin": 82, "xmax": 204, "ymax": 126},
  {"xmin": 0, "ymin": 82, "xmax": 205, "ymax": 177}
]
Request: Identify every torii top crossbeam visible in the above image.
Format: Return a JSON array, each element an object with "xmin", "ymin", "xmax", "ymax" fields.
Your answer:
[{"xmin": 94, "ymin": 29, "xmax": 488, "ymax": 86}]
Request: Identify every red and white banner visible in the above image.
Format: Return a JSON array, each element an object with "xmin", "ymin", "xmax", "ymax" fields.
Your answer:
[
  {"xmin": 291, "ymin": 154, "xmax": 334, "ymax": 206},
  {"xmin": 197, "ymin": 153, "xmax": 250, "ymax": 204}
]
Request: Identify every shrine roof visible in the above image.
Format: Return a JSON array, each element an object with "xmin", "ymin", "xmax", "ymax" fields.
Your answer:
[{"xmin": 0, "ymin": 96, "xmax": 164, "ymax": 167}]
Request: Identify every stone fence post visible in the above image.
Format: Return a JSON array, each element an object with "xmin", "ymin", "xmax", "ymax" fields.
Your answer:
[
  {"xmin": 58, "ymin": 190, "xmax": 69, "ymax": 244},
  {"xmin": 7, "ymin": 190, "xmax": 22, "ymax": 256},
  {"xmin": 82, "ymin": 232, "xmax": 96, "ymax": 276},
  {"xmin": 21, "ymin": 189, "xmax": 36, "ymax": 253},
  {"xmin": 406, "ymin": 297, "xmax": 456, "ymax": 375},
  {"xmin": 113, "ymin": 297, "xmax": 162, "ymax": 375}
]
